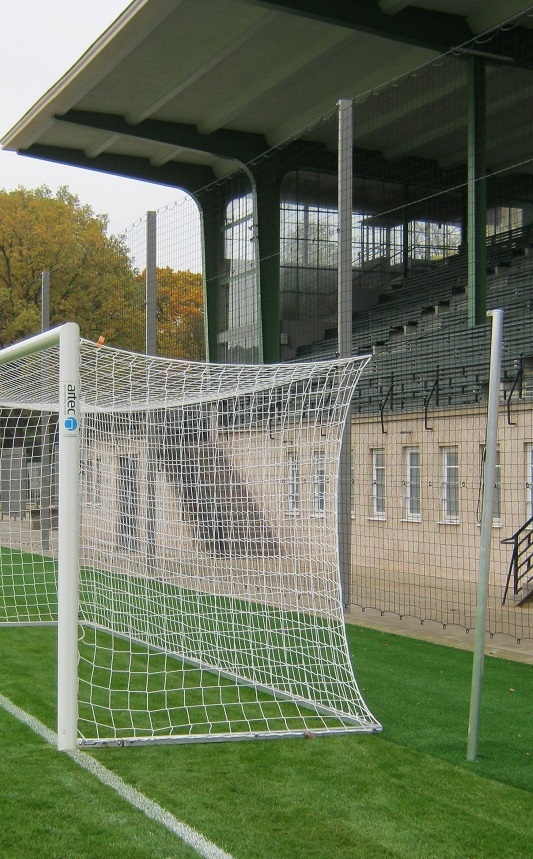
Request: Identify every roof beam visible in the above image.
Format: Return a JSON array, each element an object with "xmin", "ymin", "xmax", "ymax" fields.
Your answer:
[
  {"xmin": 385, "ymin": 115, "xmax": 465, "ymax": 161},
  {"xmin": 378, "ymin": 0, "xmax": 410, "ymax": 13},
  {"xmin": 354, "ymin": 66, "xmax": 466, "ymax": 142},
  {"xmin": 242, "ymin": 0, "xmax": 473, "ymax": 52},
  {"xmin": 467, "ymin": 25, "xmax": 533, "ymax": 71},
  {"xmin": 439, "ymin": 83, "xmax": 533, "ymax": 168},
  {"xmin": 467, "ymin": 0, "xmax": 533, "ymax": 34},
  {"xmin": 19, "ymin": 144, "xmax": 214, "ymax": 196},
  {"xmin": 267, "ymin": 41, "xmax": 432, "ymax": 146},
  {"xmin": 126, "ymin": 10, "xmax": 275, "ymax": 125},
  {"xmin": 198, "ymin": 28, "xmax": 354, "ymax": 134},
  {"xmin": 389, "ymin": 76, "xmax": 533, "ymax": 164},
  {"xmin": 56, "ymin": 110, "xmax": 268, "ymax": 162}
]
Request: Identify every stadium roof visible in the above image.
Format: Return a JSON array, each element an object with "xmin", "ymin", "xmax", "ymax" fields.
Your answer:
[{"xmin": 2, "ymin": 0, "xmax": 533, "ymax": 195}]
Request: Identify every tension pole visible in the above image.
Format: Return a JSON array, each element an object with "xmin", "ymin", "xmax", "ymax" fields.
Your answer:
[
  {"xmin": 338, "ymin": 98, "xmax": 354, "ymax": 607},
  {"xmin": 467, "ymin": 308, "xmax": 503, "ymax": 762}
]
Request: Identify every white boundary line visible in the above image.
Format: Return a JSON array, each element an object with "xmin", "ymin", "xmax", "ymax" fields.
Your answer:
[{"xmin": 0, "ymin": 693, "xmax": 236, "ymax": 859}]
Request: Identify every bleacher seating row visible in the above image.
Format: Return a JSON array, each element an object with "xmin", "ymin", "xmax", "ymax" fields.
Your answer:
[{"xmin": 296, "ymin": 225, "xmax": 533, "ymax": 415}]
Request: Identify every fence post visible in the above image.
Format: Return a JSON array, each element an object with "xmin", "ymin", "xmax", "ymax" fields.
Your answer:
[{"xmin": 41, "ymin": 271, "xmax": 50, "ymax": 332}]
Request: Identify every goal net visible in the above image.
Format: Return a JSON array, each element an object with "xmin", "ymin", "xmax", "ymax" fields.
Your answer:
[{"xmin": 0, "ymin": 324, "xmax": 380, "ymax": 747}]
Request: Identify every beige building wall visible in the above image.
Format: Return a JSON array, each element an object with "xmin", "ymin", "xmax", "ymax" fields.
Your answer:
[{"xmin": 350, "ymin": 401, "xmax": 533, "ymax": 639}]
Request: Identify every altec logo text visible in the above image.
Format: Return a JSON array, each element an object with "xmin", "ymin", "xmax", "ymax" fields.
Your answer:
[{"xmin": 64, "ymin": 383, "xmax": 78, "ymax": 432}]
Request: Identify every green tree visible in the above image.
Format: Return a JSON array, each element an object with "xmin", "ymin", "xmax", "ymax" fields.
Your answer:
[
  {"xmin": 136, "ymin": 266, "xmax": 205, "ymax": 360},
  {"xmin": 0, "ymin": 185, "xmax": 144, "ymax": 349}
]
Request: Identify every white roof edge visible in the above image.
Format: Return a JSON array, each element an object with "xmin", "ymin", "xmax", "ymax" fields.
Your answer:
[{"xmin": 1, "ymin": 0, "xmax": 181, "ymax": 152}]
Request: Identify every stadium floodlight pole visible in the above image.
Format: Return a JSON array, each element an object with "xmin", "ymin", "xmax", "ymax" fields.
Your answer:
[
  {"xmin": 0, "ymin": 322, "xmax": 81, "ymax": 750},
  {"xmin": 467, "ymin": 308, "xmax": 503, "ymax": 763},
  {"xmin": 338, "ymin": 98, "xmax": 354, "ymax": 607}
]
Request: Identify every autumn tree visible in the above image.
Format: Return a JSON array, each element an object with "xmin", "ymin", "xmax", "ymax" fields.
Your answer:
[
  {"xmin": 0, "ymin": 185, "xmax": 144, "ymax": 350},
  {"xmin": 136, "ymin": 266, "xmax": 205, "ymax": 360}
]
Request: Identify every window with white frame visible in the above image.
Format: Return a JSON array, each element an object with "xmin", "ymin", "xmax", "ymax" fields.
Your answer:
[
  {"xmin": 287, "ymin": 451, "xmax": 300, "ymax": 514},
  {"xmin": 313, "ymin": 451, "xmax": 326, "ymax": 516},
  {"xmin": 405, "ymin": 447, "xmax": 421, "ymax": 520},
  {"xmin": 442, "ymin": 446, "xmax": 459, "ymax": 521},
  {"xmin": 372, "ymin": 448, "xmax": 386, "ymax": 517}
]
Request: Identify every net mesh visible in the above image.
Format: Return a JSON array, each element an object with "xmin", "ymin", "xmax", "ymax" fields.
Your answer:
[{"xmin": 0, "ymin": 338, "xmax": 380, "ymax": 743}]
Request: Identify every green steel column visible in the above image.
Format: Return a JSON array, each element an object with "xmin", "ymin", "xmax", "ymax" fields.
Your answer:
[
  {"xmin": 402, "ymin": 202, "xmax": 410, "ymax": 280},
  {"xmin": 251, "ymin": 165, "xmax": 281, "ymax": 364},
  {"xmin": 467, "ymin": 56, "xmax": 487, "ymax": 327},
  {"xmin": 197, "ymin": 189, "xmax": 225, "ymax": 362}
]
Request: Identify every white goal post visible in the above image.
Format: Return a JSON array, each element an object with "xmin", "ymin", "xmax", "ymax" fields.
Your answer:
[
  {"xmin": 0, "ymin": 323, "xmax": 381, "ymax": 749},
  {"xmin": 0, "ymin": 323, "xmax": 80, "ymax": 749}
]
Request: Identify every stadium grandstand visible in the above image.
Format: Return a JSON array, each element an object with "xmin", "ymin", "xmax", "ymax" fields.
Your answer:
[{"xmin": 3, "ymin": 0, "xmax": 533, "ymax": 649}]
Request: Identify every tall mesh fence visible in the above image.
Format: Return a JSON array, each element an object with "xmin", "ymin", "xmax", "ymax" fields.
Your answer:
[
  {"xmin": 4, "ymin": 8, "xmax": 533, "ymax": 648},
  {"xmin": 120, "ymin": 195, "xmax": 204, "ymax": 360}
]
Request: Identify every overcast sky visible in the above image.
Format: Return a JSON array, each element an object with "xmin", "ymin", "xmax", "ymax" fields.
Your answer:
[{"xmin": 0, "ymin": 0, "xmax": 192, "ymax": 238}]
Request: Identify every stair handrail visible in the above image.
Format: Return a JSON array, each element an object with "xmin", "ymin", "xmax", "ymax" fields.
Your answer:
[{"xmin": 501, "ymin": 514, "xmax": 533, "ymax": 604}]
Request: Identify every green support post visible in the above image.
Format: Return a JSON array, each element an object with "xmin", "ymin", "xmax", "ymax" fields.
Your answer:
[
  {"xmin": 198, "ymin": 189, "xmax": 225, "ymax": 362},
  {"xmin": 467, "ymin": 56, "xmax": 487, "ymax": 327},
  {"xmin": 402, "ymin": 203, "xmax": 410, "ymax": 280},
  {"xmin": 251, "ymin": 166, "xmax": 282, "ymax": 364}
]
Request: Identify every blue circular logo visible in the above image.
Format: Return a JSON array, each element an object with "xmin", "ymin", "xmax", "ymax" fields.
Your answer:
[{"xmin": 65, "ymin": 416, "xmax": 78, "ymax": 431}]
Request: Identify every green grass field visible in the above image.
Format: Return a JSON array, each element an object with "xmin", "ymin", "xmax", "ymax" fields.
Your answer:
[
  {"xmin": 2, "ymin": 546, "xmax": 379, "ymax": 740},
  {"xmin": 1, "ymin": 621, "xmax": 531, "ymax": 859}
]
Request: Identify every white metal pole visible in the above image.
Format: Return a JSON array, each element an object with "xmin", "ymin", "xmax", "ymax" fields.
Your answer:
[
  {"xmin": 467, "ymin": 308, "xmax": 503, "ymax": 762},
  {"xmin": 338, "ymin": 99, "xmax": 353, "ymax": 359},
  {"xmin": 145, "ymin": 211, "xmax": 157, "ymax": 568},
  {"xmin": 41, "ymin": 271, "xmax": 52, "ymax": 550},
  {"xmin": 57, "ymin": 322, "xmax": 81, "ymax": 751},
  {"xmin": 338, "ymin": 98, "xmax": 353, "ymax": 608},
  {"xmin": 0, "ymin": 326, "xmax": 66, "ymax": 363},
  {"xmin": 0, "ymin": 323, "xmax": 81, "ymax": 750}
]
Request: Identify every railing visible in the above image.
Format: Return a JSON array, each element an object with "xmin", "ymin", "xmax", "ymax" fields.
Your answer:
[{"xmin": 501, "ymin": 515, "xmax": 533, "ymax": 604}]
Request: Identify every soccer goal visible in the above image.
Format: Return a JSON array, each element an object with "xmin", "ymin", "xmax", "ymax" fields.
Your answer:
[{"xmin": 0, "ymin": 323, "xmax": 380, "ymax": 749}]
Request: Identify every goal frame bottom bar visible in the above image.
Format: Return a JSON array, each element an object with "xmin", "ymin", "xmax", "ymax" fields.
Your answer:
[{"xmin": 80, "ymin": 723, "xmax": 382, "ymax": 749}]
